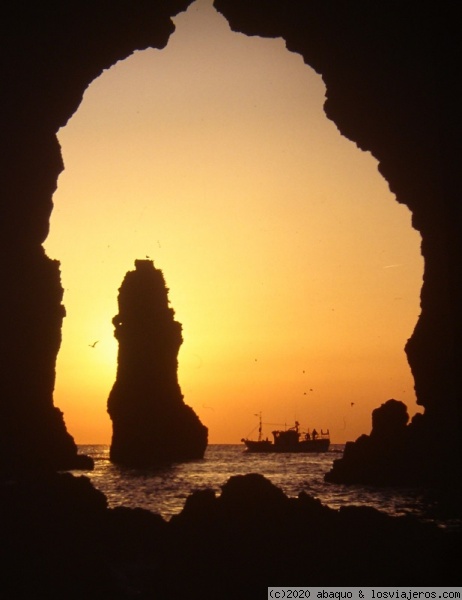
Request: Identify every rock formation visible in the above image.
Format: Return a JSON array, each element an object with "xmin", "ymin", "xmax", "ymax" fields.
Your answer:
[
  {"xmin": 214, "ymin": 0, "xmax": 460, "ymax": 490},
  {"xmin": 2, "ymin": 472, "xmax": 459, "ymax": 596},
  {"xmin": 325, "ymin": 399, "xmax": 425, "ymax": 485},
  {"xmin": 168, "ymin": 474, "xmax": 460, "ymax": 590},
  {"xmin": 107, "ymin": 260, "xmax": 207, "ymax": 465},
  {"xmin": 1, "ymin": 247, "xmax": 92, "ymax": 475},
  {"xmin": 1, "ymin": 1, "xmax": 190, "ymax": 476}
]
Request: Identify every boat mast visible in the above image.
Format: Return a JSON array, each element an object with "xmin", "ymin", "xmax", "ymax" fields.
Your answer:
[{"xmin": 255, "ymin": 412, "xmax": 263, "ymax": 442}]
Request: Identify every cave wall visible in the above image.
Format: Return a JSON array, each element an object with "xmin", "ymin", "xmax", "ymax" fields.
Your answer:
[
  {"xmin": 214, "ymin": 0, "xmax": 460, "ymax": 463},
  {"xmin": 0, "ymin": 0, "xmax": 459, "ymax": 474},
  {"xmin": 0, "ymin": 0, "xmax": 194, "ymax": 472}
]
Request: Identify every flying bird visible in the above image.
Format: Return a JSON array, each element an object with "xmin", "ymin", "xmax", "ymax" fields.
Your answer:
[{"xmin": 89, "ymin": 340, "xmax": 99, "ymax": 348}]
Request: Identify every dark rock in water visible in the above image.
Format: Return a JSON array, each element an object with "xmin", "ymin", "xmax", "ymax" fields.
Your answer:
[
  {"xmin": 325, "ymin": 399, "xmax": 440, "ymax": 486},
  {"xmin": 168, "ymin": 473, "xmax": 460, "ymax": 592},
  {"xmin": 220, "ymin": 472, "xmax": 288, "ymax": 508},
  {"xmin": 1, "ymin": 472, "xmax": 460, "ymax": 597},
  {"xmin": 108, "ymin": 259, "xmax": 208, "ymax": 465}
]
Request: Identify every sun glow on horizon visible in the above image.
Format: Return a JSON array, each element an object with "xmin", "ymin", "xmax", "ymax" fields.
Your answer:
[{"xmin": 45, "ymin": 0, "xmax": 423, "ymax": 445}]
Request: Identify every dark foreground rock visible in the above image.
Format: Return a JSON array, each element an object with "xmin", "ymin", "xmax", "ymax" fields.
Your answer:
[
  {"xmin": 108, "ymin": 260, "xmax": 207, "ymax": 466},
  {"xmin": 1, "ymin": 472, "xmax": 459, "ymax": 598}
]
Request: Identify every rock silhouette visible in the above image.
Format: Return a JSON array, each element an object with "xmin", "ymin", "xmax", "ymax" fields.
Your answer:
[
  {"xmin": 168, "ymin": 474, "xmax": 460, "ymax": 592},
  {"xmin": 326, "ymin": 399, "xmax": 414, "ymax": 485},
  {"xmin": 0, "ymin": 247, "xmax": 92, "ymax": 475},
  {"xmin": 325, "ymin": 398, "xmax": 457, "ymax": 491},
  {"xmin": 108, "ymin": 260, "xmax": 207, "ymax": 465},
  {"xmin": 1, "ymin": 1, "xmax": 188, "ymax": 476},
  {"xmin": 214, "ymin": 0, "xmax": 460, "ymax": 491},
  {"xmin": 2, "ymin": 472, "xmax": 459, "ymax": 597}
]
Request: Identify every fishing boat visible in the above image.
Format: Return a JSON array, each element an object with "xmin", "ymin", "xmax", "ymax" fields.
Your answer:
[{"xmin": 241, "ymin": 414, "xmax": 330, "ymax": 453}]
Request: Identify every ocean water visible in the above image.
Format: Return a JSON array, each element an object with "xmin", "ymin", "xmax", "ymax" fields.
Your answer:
[{"xmin": 76, "ymin": 444, "xmax": 446, "ymax": 526}]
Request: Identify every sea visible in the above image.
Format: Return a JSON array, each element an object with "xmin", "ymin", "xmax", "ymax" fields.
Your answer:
[{"xmin": 75, "ymin": 444, "xmax": 456, "ymax": 529}]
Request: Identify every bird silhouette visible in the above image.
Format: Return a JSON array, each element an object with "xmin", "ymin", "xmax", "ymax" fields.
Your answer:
[{"xmin": 89, "ymin": 341, "xmax": 99, "ymax": 348}]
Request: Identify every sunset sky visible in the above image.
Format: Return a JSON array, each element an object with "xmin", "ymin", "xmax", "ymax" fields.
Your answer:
[{"xmin": 44, "ymin": 0, "xmax": 424, "ymax": 445}]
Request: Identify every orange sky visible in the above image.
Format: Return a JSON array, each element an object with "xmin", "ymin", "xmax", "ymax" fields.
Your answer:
[{"xmin": 44, "ymin": 0, "xmax": 424, "ymax": 445}]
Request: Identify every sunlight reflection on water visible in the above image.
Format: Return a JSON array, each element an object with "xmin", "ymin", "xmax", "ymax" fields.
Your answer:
[{"xmin": 76, "ymin": 444, "xmax": 445, "ymax": 526}]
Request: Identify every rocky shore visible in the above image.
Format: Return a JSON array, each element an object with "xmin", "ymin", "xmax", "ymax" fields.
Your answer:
[{"xmin": 2, "ymin": 472, "xmax": 459, "ymax": 598}]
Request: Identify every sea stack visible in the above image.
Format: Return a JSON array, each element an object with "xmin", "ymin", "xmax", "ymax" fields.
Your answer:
[{"xmin": 107, "ymin": 259, "xmax": 208, "ymax": 465}]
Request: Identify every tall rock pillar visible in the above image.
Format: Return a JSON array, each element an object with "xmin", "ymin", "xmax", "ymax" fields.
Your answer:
[{"xmin": 108, "ymin": 260, "xmax": 208, "ymax": 465}]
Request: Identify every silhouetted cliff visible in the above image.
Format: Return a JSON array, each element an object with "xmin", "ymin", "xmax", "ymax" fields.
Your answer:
[
  {"xmin": 1, "ymin": 0, "xmax": 190, "ymax": 476},
  {"xmin": 108, "ymin": 260, "xmax": 207, "ymax": 465},
  {"xmin": 215, "ymin": 0, "xmax": 460, "ymax": 489},
  {"xmin": 1, "ymin": 247, "xmax": 92, "ymax": 475}
]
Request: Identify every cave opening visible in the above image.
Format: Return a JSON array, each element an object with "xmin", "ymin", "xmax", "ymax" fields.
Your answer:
[{"xmin": 43, "ymin": 0, "xmax": 423, "ymax": 447}]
